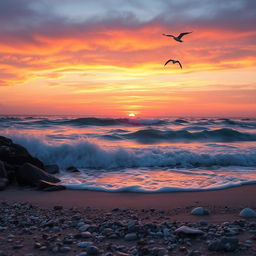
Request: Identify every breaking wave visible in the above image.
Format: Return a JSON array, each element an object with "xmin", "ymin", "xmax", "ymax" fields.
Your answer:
[{"xmin": 11, "ymin": 136, "xmax": 256, "ymax": 169}]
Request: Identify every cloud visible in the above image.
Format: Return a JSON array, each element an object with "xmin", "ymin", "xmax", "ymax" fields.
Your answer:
[{"xmin": 0, "ymin": 0, "xmax": 255, "ymax": 88}]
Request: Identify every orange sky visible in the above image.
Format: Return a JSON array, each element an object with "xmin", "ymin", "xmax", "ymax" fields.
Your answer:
[{"xmin": 0, "ymin": 0, "xmax": 256, "ymax": 117}]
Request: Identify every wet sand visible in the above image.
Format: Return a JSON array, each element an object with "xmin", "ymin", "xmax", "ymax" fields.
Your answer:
[{"xmin": 1, "ymin": 184, "xmax": 255, "ymax": 210}]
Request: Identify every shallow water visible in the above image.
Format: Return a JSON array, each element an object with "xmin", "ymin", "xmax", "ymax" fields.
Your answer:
[{"xmin": 1, "ymin": 116, "xmax": 256, "ymax": 192}]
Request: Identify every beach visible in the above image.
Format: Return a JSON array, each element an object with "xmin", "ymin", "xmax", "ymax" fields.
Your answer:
[{"xmin": 0, "ymin": 185, "xmax": 256, "ymax": 255}]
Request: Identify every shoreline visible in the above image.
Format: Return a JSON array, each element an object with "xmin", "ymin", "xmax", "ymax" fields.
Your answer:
[{"xmin": 1, "ymin": 183, "xmax": 255, "ymax": 210}]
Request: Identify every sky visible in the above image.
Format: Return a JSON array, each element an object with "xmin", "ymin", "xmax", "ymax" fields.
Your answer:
[{"xmin": 0, "ymin": 0, "xmax": 255, "ymax": 117}]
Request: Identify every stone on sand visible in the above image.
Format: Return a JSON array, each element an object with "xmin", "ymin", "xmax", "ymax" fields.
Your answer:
[
  {"xmin": 239, "ymin": 208, "xmax": 256, "ymax": 218},
  {"xmin": 191, "ymin": 207, "xmax": 209, "ymax": 215},
  {"xmin": 175, "ymin": 226, "xmax": 204, "ymax": 237}
]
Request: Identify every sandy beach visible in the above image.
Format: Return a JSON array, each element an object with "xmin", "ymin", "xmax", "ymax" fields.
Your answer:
[
  {"xmin": 0, "ymin": 185, "xmax": 256, "ymax": 255},
  {"xmin": 1, "ymin": 184, "xmax": 256, "ymax": 212}
]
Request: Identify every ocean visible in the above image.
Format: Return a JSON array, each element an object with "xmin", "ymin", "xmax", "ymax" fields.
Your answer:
[{"xmin": 1, "ymin": 116, "xmax": 256, "ymax": 192}]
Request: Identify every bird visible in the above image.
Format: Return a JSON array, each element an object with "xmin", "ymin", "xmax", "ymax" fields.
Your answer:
[
  {"xmin": 162, "ymin": 32, "xmax": 192, "ymax": 42},
  {"xmin": 164, "ymin": 59, "xmax": 182, "ymax": 69}
]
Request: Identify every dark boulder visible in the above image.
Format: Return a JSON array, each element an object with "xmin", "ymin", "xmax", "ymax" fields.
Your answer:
[
  {"xmin": 0, "ymin": 136, "xmax": 44, "ymax": 169},
  {"xmin": 16, "ymin": 163, "xmax": 60, "ymax": 187},
  {"xmin": 44, "ymin": 164, "xmax": 60, "ymax": 174},
  {"xmin": 0, "ymin": 160, "xmax": 7, "ymax": 178}
]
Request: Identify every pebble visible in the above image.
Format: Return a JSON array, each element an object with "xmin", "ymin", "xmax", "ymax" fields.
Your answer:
[
  {"xmin": 1, "ymin": 201, "xmax": 256, "ymax": 255},
  {"xmin": 77, "ymin": 253, "xmax": 87, "ymax": 256},
  {"xmin": 79, "ymin": 224, "xmax": 90, "ymax": 232},
  {"xmin": 239, "ymin": 208, "xmax": 256, "ymax": 218},
  {"xmin": 188, "ymin": 250, "xmax": 202, "ymax": 256},
  {"xmin": 175, "ymin": 226, "xmax": 204, "ymax": 236},
  {"xmin": 115, "ymin": 252, "xmax": 129, "ymax": 256},
  {"xmin": 77, "ymin": 241, "xmax": 93, "ymax": 248},
  {"xmin": 59, "ymin": 247, "xmax": 71, "ymax": 253},
  {"xmin": 12, "ymin": 244, "xmax": 24, "ymax": 249},
  {"xmin": 208, "ymin": 237, "xmax": 239, "ymax": 252},
  {"xmin": 124, "ymin": 232, "xmax": 137, "ymax": 241},
  {"xmin": 86, "ymin": 245, "xmax": 100, "ymax": 255},
  {"xmin": 0, "ymin": 251, "xmax": 6, "ymax": 256},
  {"xmin": 191, "ymin": 207, "xmax": 209, "ymax": 215},
  {"xmin": 81, "ymin": 231, "xmax": 92, "ymax": 238}
]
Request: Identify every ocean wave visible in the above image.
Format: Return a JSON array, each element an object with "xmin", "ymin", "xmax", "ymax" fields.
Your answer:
[
  {"xmin": 2, "ymin": 116, "xmax": 256, "ymax": 130},
  {"xmin": 64, "ymin": 180, "xmax": 256, "ymax": 192},
  {"xmin": 10, "ymin": 136, "xmax": 256, "ymax": 169},
  {"xmin": 120, "ymin": 128, "xmax": 256, "ymax": 143},
  {"xmin": 220, "ymin": 118, "xmax": 256, "ymax": 128},
  {"xmin": 65, "ymin": 117, "xmax": 167, "ymax": 126}
]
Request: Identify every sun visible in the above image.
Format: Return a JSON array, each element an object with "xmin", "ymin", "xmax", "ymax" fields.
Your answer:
[{"xmin": 128, "ymin": 113, "xmax": 136, "ymax": 117}]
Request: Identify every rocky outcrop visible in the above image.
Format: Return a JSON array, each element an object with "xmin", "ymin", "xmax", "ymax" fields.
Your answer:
[
  {"xmin": 16, "ymin": 163, "xmax": 60, "ymax": 186},
  {"xmin": 0, "ymin": 136, "xmax": 44, "ymax": 169},
  {"xmin": 0, "ymin": 136, "xmax": 62, "ymax": 191}
]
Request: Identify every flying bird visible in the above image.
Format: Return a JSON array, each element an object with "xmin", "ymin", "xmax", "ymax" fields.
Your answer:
[
  {"xmin": 162, "ymin": 32, "xmax": 192, "ymax": 42},
  {"xmin": 164, "ymin": 59, "xmax": 182, "ymax": 69}
]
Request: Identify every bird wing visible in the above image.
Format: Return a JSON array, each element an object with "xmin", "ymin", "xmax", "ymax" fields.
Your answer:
[
  {"xmin": 164, "ymin": 59, "xmax": 174, "ymax": 66},
  {"xmin": 177, "ymin": 61, "xmax": 183, "ymax": 69},
  {"xmin": 177, "ymin": 32, "xmax": 192, "ymax": 39},
  {"xmin": 162, "ymin": 33, "xmax": 174, "ymax": 38}
]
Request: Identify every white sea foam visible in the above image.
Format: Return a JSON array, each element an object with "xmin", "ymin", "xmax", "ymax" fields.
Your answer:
[{"xmin": 9, "ymin": 135, "xmax": 256, "ymax": 169}]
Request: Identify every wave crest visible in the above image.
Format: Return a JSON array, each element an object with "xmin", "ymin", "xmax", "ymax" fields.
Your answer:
[{"xmin": 11, "ymin": 136, "xmax": 256, "ymax": 169}]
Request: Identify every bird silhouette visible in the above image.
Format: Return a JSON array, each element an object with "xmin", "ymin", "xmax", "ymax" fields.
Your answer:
[
  {"xmin": 164, "ymin": 59, "xmax": 182, "ymax": 69},
  {"xmin": 162, "ymin": 32, "xmax": 192, "ymax": 42}
]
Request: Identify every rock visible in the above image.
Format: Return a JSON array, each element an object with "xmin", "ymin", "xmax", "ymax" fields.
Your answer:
[
  {"xmin": 124, "ymin": 232, "xmax": 137, "ymax": 241},
  {"xmin": 81, "ymin": 231, "xmax": 92, "ymax": 238},
  {"xmin": 16, "ymin": 163, "xmax": 60, "ymax": 187},
  {"xmin": 53, "ymin": 205, "xmax": 63, "ymax": 210},
  {"xmin": 191, "ymin": 207, "xmax": 209, "ymax": 216},
  {"xmin": 0, "ymin": 250, "xmax": 6, "ymax": 256},
  {"xmin": 239, "ymin": 208, "xmax": 256, "ymax": 218},
  {"xmin": 0, "ymin": 178, "xmax": 8, "ymax": 191},
  {"xmin": 0, "ymin": 136, "xmax": 44, "ymax": 169},
  {"xmin": 188, "ymin": 250, "xmax": 202, "ymax": 256},
  {"xmin": 86, "ymin": 245, "xmax": 100, "ymax": 255},
  {"xmin": 44, "ymin": 164, "xmax": 60, "ymax": 174},
  {"xmin": 208, "ymin": 237, "xmax": 239, "ymax": 252},
  {"xmin": 34, "ymin": 242, "xmax": 42, "ymax": 248},
  {"xmin": 0, "ymin": 161, "xmax": 7, "ymax": 178},
  {"xmin": 59, "ymin": 247, "xmax": 71, "ymax": 253},
  {"xmin": 77, "ymin": 241, "xmax": 93, "ymax": 248},
  {"xmin": 66, "ymin": 166, "xmax": 79, "ymax": 172},
  {"xmin": 115, "ymin": 252, "xmax": 129, "ymax": 256},
  {"xmin": 77, "ymin": 253, "xmax": 87, "ymax": 256},
  {"xmin": 38, "ymin": 180, "xmax": 65, "ymax": 191},
  {"xmin": 13, "ymin": 244, "xmax": 24, "ymax": 249},
  {"xmin": 175, "ymin": 226, "xmax": 204, "ymax": 237},
  {"xmin": 79, "ymin": 224, "xmax": 90, "ymax": 232},
  {"xmin": 152, "ymin": 247, "xmax": 167, "ymax": 256}
]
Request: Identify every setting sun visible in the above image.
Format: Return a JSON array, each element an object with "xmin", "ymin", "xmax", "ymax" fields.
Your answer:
[{"xmin": 128, "ymin": 113, "xmax": 136, "ymax": 117}]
